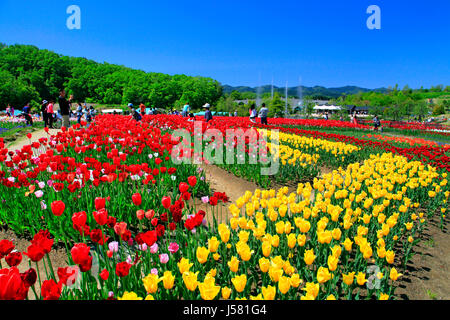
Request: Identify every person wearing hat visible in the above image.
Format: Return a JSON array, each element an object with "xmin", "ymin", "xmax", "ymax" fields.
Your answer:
[
  {"xmin": 41, "ymin": 100, "xmax": 49, "ymax": 127},
  {"xmin": 128, "ymin": 103, "xmax": 142, "ymax": 121},
  {"xmin": 203, "ymin": 103, "xmax": 213, "ymax": 122}
]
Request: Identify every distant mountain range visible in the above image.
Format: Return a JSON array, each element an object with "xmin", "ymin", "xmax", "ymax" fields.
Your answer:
[{"xmin": 222, "ymin": 85, "xmax": 388, "ymax": 98}]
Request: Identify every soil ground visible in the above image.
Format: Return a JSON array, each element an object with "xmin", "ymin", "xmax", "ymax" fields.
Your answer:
[{"xmin": 1, "ymin": 128, "xmax": 449, "ymax": 300}]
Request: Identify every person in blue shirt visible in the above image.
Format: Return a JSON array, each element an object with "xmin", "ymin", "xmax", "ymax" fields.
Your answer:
[
  {"xmin": 203, "ymin": 103, "xmax": 213, "ymax": 122},
  {"xmin": 182, "ymin": 103, "xmax": 190, "ymax": 117},
  {"xmin": 128, "ymin": 103, "xmax": 142, "ymax": 121},
  {"xmin": 22, "ymin": 103, "xmax": 33, "ymax": 126}
]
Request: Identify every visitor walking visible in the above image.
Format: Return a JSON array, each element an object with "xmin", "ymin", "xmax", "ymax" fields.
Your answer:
[
  {"xmin": 23, "ymin": 103, "xmax": 33, "ymax": 126},
  {"xmin": 6, "ymin": 105, "xmax": 11, "ymax": 117},
  {"xmin": 373, "ymin": 115, "xmax": 381, "ymax": 131},
  {"xmin": 259, "ymin": 103, "xmax": 269, "ymax": 125},
  {"xmin": 47, "ymin": 101, "xmax": 54, "ymax": 128},
  {"xmin": 58, "ymin": 89, "xmax": 73, "ymax": 128},
  {"xmin": 249, "ymin": 104, "xmax": 257, "ymax": 123},
  {"xmin": 182, "ymin": 103, "xmax": 190, "ymax": 117},
  {"xmin": 203, "ymin": 103, "xmax": 213, "ymax": 123},
  {"xmin": 41, "ymin": 100, "xmax": 49, "ymax": 127},
  {"xmin": 234, "ymin": 110, "xmax": 238, "ymax": 117}
]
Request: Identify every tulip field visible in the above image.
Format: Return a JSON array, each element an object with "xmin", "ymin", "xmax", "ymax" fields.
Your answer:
[{"xmin": 0, "ymin": 114, "xmax": 448, "ymax": 300}]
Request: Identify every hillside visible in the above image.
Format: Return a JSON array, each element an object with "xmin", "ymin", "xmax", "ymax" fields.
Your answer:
[
  {"xmin": 223, "ymin": 84, "xmax": 388, "ymax": 99},
  {"xmin": 0, "ymin": 44, "xmax": 222, "ymax": 109}
]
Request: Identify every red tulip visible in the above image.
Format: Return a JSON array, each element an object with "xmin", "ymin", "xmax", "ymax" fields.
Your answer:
[
  {"xmin": 114, "ymin": 222, "xmax": 127, "ymax": 236},
  {"xmin": 145, "ymin": 210, "xmax": 155, "ymax": 220},
  {"xmin": 41, "ymin": 279, "xmax": 61, "ymax": 300},
  {"xmin": 136, "ymin": 210, "xmax": 145, "ymax": 220},
  {"xmin": 0, "ymin": 268, "xmax": 28, "ymax": 300},
  {"xmin": 51, "ymin": 200, "xmax": 65, "ymax": 217},
  {"xmin": 115, "ymin": 262, "xmax": 131, "ymax": 278},
  {"xmin": 72, "ymin": 211, "xmax": 87, "ymax": 228},
  {"xmin": 70, "ymin": 243, "xmax": 91, "ymax": 265},
  {"xmin": 132, "ymin": 193, "xmax": 142, "ymax": 206},
  {"xmin": 21, "ymin": 268, "xmax": 37, "ymax": 288},
  {"xmin": 23, "ymin": 244, "xmax": 45, "ymax": 262},
  {"xmin": 179, "ymin": 182, "xmax": 189, "ymax": 193},
  {"xmin": 100, "ymin": 269, "xmax": 109, "ymax": 281},
  {"xmin": 6, "ymin": 252, "xmax": 22, "ymax": 267},
  {"xmin": 162, "ymin": 196, "xmax": 171, "ymax": 209},
  {"xmin": 94, "ymin": 197, "xmax": 106, "ymax": 210},
  {"xmin": 93, "ymin": 209, "xmax": 108, "ymax": 226},
  {"xmin": 188, "ymin": 176, "xmax": 197, "ymax": 187},
  {"xmin": 0, "ymin": 239, "xmax": 15, "ymax": 258}
]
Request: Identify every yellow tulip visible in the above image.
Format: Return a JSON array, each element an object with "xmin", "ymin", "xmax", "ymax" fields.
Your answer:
[
  {"xmin": 290, "ymin": 273, "xmax": 302, "ymax": 288},
  {"xmin": 304, "ymin": 249, "xmax": 316, "ymax": 265},
  {"xmin": 342, "ymin": 238, "xmax": 353, "ymax": 252},
  {"xmin": 221, "ymin": 287, "xmax": 232, "ymax": 300},
  {"xmin": 389, "ymin": 268, "xmax": 403, "ymax": 281},
  {"xmin": 228, "ymin": 256, "xmax": 240, "ymax": 273},
  {"xmin": 278, "ymin": 276, "xmax": 291, "ymax": 294},
  {"xmin": 356, "ymin": 272, "xmax": 367, "ymax": 286},
  {"xmin": 342, "ymin": 272, "xmax": 355, "ymax": 286},
  {"xmin": 386, "ymin": 250, "xmax": 395, "ymax": 264},
  {"xmin": 231, "ymin": 274, "xmax": 247, "ymax": 293},
  {"xmin": 317, "ymin": 267, "xmax": 332, "ymax": 284},
  {"xmin": 261, "ymin": 285, "xmax": 276, "ymax": 300},
  {"xmin": 196, "ymin": 246, "xmax": 210, "ymax": 264},
  {"xmin": 142, "ymin": 274, "xmax": 160, "ymax": 294},
  {"xmin": 183, "ymin": 271, "xmax": 199, "ymax": 291},
  {"xmin": 271, "ymin": 235, "xmax": 280, "ymax": 247},
  {"xmin": 327, "ymin": 255, "xmax": 339, "ymax": 271},
  {"xmin": 259, "ymin": 257, "xmax": 270, "ymax": 273},
  {"xmin": 297, "ymin": 234, "xmax": 306, "ymax": 247},
  {"xmin": 262, "ymin": 241, "xmax": 272, "ymax": 257},
  {"xmin": 269, "ymin": 266, "xmax": 284, "ymax": 282},
  {"xmin": 198, "ymin": 278, "xmax": 220, "ymax": 300},
  {"xmin": 208, "ymin": 237, "xmax": 220, "ymax": 253},
  {"xmin": 218, "ymin": 224, "xmax": 230, "ymax": 243},
  {"xmin": 118, "ymin": 291, "xmax": 143, "ymax": 300},
  {"xmin": 302, "ymin": 282, "xmax": 319, "ymax": 299},
  {"xmin": 178, "ymin": 257, "xmax": 193, "ymax": 274},
  {"xmin": 287, "ymin": 233, "xmax": 297, "ymax": 249},
  {"xmin": 162, "ymin": 271, "xmax": 175, "ymax": 290},
  {"xmin": 379, "ymin": 293, "xmax": 389, "ymax": 300}
]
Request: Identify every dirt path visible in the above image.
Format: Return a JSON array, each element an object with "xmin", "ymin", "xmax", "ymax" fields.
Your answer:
[
  {"xmin": 395, "ymin": 214, "xmax": 450, "ymax": 300},
  {"xmin": 2, "ymin": 128, "xmax": 68, "ymax": 299},
  {"xmin": 6, "ymin": 128, "xmax": 59, "ymax": 152}
]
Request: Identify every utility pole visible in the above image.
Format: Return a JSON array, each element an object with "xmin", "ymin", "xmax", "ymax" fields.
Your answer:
[
  {"xmin": 285, "ymin": 81, "xmax": 288, "ymax": 118},
  {"xmin": 271, "ymin": 78, "xmax": 274, "ymax": 100}
]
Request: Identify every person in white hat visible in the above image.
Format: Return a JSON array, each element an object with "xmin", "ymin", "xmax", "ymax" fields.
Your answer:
[{"xmin": 203, "ymin": 103, "xmax": 213, "ymax": 122}]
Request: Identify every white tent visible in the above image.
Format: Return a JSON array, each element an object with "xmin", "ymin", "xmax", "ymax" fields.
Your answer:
[
  {"xmin": 313, "ymin": 105, "xmax": 342, "ymax": 111},
  {"xmin": 102, "ymin": 109, "xmax": 124, "ymax": 114}
]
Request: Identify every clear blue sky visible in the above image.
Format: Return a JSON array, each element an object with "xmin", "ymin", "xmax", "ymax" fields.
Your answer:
[{"xmin": 0, "ymin": 0, "xmax": 449, "ymax": 89}]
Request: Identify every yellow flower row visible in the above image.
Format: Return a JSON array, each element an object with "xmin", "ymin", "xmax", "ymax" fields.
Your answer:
[
  {"xmin": 260, "ymin": 129, "xmax": 360, "ymax": 157},
  {"xmin": 267, "ymin": 142, "xmax": 320, "ymax": 167}
]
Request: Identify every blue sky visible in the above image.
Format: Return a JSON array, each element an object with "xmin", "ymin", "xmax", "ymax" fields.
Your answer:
[{"xmin": 0, "ymin": 0, "xmax": 449, "ymax": 88}]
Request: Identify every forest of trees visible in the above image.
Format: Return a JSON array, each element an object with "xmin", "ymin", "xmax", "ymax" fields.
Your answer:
[
  {"xmin": 0, "ymin": 44, "xmax": 222, "ymax": 110},
  {"xmin": 331, "ymin": 84, "xmax": 450, "ymax": 120}
]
